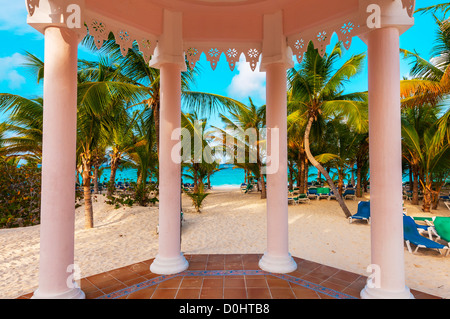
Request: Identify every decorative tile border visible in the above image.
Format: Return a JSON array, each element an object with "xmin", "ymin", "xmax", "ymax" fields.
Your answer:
[{"xmin": 97, "ymin": 269, "xmax": 357, "ymax": 299}]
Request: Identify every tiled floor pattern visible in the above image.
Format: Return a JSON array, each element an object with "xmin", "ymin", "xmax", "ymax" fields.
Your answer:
[{"xmin": 19, "ymin": 254, "xmax": 441, "ymax": 299}]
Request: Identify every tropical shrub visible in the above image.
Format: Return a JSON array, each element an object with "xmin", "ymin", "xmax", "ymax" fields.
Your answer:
[
  {"xmin": 0, "ymin": 159, "xmax": 41, "ymax": 228},
  {"xmin": 185, "ymin": 183, "xmax": 209, "ymax": 213}
]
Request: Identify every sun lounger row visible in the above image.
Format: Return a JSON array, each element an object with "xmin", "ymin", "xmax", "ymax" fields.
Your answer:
[
  {"xmin": 288, "ymin": 193, "xmax": 310, "ymax": 204},
  {"xmin": 348, "ymin": 201, "xmax": 449, "ymax": 256},
  {"xmin": 241, "ymin": 183, "xmax": 257, "ymax": 193},
  {"xmin": 306, "ymin": 187, "xmax": 356, "ymax": 201}
]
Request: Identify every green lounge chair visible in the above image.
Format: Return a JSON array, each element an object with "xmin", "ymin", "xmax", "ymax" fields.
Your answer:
[
  {"xmin": 403, "ymin": 216, "xmax": 449, "ymax": 256},
  {"xmin": 316, "ymin": 187, "xmax": 330, "ymax": 200},
  {"xmin": 434, "ymin": 217, "xmax": 450, "ymax": 242}
]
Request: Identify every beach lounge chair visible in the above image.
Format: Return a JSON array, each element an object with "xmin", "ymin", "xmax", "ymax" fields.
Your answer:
[
  {"xmin": 434, "ymin": 217, "xmax": 450, "ymax": 243},
  {"xmin": 349, "ymin": 201, "xmax": 370, "ymax": 224},
  {"xmin": 343, "ymin": 189, "xmax": 356, "ymax": 200},
  {"xmin": 288, "ymin": 192, "xmax": 297, "ymax": 205},
  {"xmin": 403, "ymin": 215, "xmax": 449, "ymax": 256},
  {"xmin": 328, "ymin": 190, "xmax": 336, "ymax": 200},
  {"xmin": 408, "ymin": 216, "xmax": 438, "ymax": 239},
  {"xmin": 244, "ymin": 183, "xmax": 254, "ymax": 193},
  {"xmin": 240, "ymin": 183, "xmax": 247, "ymax": 193},
  {"xmin": 307, "ymin": 188, "xmax": 318, "ymax": 200},
  {"xmin": 421, "ymin": 217, "xmax": 450, "ymax": 243},
  {"xmin": 445, "ymin": 201, "xmax": 450, "ymax": 210},
  {"xmin": 297, "ymin": 193, "xmax": 310, "ymax": 204},
  {"xmin": 316, "ymin": 187, "xmax": 330, "ymax": 200}
]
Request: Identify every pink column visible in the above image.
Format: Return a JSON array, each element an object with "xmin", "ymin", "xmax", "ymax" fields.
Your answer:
[
  {"xmin": 258, "ymin": 62, "xmax": 297, "ymax": 273},
  {"xmin": 360, "ymin": 27, "xmax": 413, "ymax": 299},
  {"xmin": 32, "ymin": 27, "xmax": 84, "ymax": 299},
  {"xmin": 150, "ymin": 63, "xmax": 189, "ymax": 274}
]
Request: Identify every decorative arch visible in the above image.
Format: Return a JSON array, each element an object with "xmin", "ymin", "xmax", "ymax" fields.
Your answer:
[{"xmin": 26, "ymin": 0, "xmax": 416, "ymax": 70}]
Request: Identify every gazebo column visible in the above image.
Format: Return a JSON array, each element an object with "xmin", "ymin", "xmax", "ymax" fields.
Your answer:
[
  {"xmin": 149, "ymin": 10, "xmax": 189, "ymax": 275},
  {"xmin": 32, "ymin": 26, "xmax": 84, "ymax": 299},
  {"xmin": 258, "ymin": 12, "xmax": 297, "ymax": 274},
  {"xmin": 359, "ymin": 0, "xmax": 414, "ymax": 299}
]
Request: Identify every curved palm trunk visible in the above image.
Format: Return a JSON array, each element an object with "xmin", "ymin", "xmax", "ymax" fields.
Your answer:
[{"xmin": 304, "ymin": 116, "xmax": 352, "ymax": 218}]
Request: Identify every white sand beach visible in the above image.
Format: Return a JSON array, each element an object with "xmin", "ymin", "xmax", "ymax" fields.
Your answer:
[{"xmin": 1, "ymin": 188, "xmax": 449, "ymax": 299}]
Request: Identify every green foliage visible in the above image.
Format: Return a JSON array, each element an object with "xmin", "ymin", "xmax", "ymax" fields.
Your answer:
[
  {"xmin": 185, "ymin": 184, "xmax": 209, "ymax": 213},
  {"xmin": 0, "ymin": 159, "xmax": 41, "ymax": 228},
  {"xmin": 105, "ymin": 191, "xmax": 135, "ymax": 209},
  {"xmin": 105, "ymin": 182, "xmax": 159, "ymax": 208}
]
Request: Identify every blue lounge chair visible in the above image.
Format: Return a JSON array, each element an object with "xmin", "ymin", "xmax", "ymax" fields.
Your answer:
[
  {"xmin": 349, "ymin": 201, "xmax": 370, "ymax": 224},
  {"xmin": 328, "ymin": 190, "xmax": 336, "ymax": 200},
  {"xmin": 307, "ymin": 188, "xmax": 318, "ymax": 200},
  {"xmin": 343, "ymin": 188, "xmax": 356, "ymax": 200},
  {"xmin": 403, "ymin": 215, "xmax": 449, "ymax": 256}
]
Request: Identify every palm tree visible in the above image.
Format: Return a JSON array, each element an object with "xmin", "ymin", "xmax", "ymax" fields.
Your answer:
[
  {"xmin": 401, "ymin": 105, "xmax": 450, "ymax": 212},
  {"xmin": 288, "ymin": 41, "xmax": 367, "ymax": 218},
  {"xmin": 400, "ymin": 16, "xmax": 450, "ymax": 108},
  {"xmin": 0, "ymin": 95, "xmax": 43, "ymax": 163},
  {"xmin": 217, "ymin": 98, "xmax": 267, "ymax": 199},
  {"xmin": 287, "ymin": 108, "xmax": 308, "ymax": 193},
  {"xmin": 102, "ymin": 103, "xmax": 141, "ymax": 196},
  {"xmin": 76, "ymin": 59, "xmax": 147, "ymax": 228},
  {"xmin": 416, "ymin": 2, "xmax": 450, "ymax": 17},
  {"xmin": 82, "ymin": 35, "xmax": 244, "ymax": 162}
]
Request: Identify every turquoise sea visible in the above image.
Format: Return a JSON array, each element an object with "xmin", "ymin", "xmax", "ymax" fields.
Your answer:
[
  {"xmin": 97, "ymin": 164, "xmax": 246, "ymax": 187},
  {"xmin": 95, "ymin": 164, "xmax": 411, "ymax": 187}
]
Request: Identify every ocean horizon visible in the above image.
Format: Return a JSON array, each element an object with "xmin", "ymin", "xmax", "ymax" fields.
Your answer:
[{"xmin": 95, "ymin": 163, "xmax": 411, "ymax": 187}]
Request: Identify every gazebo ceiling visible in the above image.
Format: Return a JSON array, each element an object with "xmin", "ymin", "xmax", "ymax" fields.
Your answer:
[
  {"xmin": 26, "ymin": 0, "xmax": 415, "ymax": 71},
  {"xmin": 85, "ymin": 0, "xmax": 360, "ymax": 42}
]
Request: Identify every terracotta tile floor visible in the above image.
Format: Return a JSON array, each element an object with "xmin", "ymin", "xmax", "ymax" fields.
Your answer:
[{"xmin": 18, "ymin": 254, "xmax": 441, "ymax": 299}]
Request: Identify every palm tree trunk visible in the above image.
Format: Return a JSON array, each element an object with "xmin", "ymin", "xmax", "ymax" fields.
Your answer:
[
  {"xmin": 338, "ymin": 172, "xmax": 344, "ymax": 195},
  {"xmin": 93, "ymin": 164, "xmax": 99, "ymax": 194},
  {"xmin": 300, "ymin": 159, "xmax": 306, "ymax": 192},
  {"xmin": 154, "ymin": 103, "xmax": 160, "ymax": 159},
  {"xmin": 412, "ymin": 164, "xmax": 419, "ymax": 205},
  {"xmin": 288, "ymin": 161, "xmax": 294, "ymax": 191},
  {"xmin": 304, "ymin": 116, "xmax": 352, "ymax": 218},
  {"xmin": 422, "ymin": 189, "xmax": 432, "ymax": 212},
  {"xmin": 356, "ymin": 162, "xmax": 362, "ymax": 197},
  {"xmin": 259, "ymin": 162, "xmax": 267, "ymax": 199},
  {"xmin": 431, "ymin": 190, "xmax": 440, "ymax": 210},
  {"xmin": 82, "ymin": 161, "xmax": 94, "ymax": 229},
  {"xmin": 107, "ymin": 160, "xmax": 119, "ymax": 197},
  {"xmin": 304, "ymin": 157, "xmax": 309, "ymax": 192},
  {"xmin": 408, "ymin": 162, "xmax": 413, "ymax": 192}
]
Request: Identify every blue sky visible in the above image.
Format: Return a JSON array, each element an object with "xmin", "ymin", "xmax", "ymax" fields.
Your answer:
[{"xmin": 0, "ymin": 0, "xmax": 448, "ymax": 127}]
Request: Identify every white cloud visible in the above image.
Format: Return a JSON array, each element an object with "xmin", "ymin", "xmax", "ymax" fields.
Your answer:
[
  {"xmin": 0, "ymin": 0, "xmax": 37, "ymax": 35},
  {"xmin": 227, "ymin": 55, "xmax": 266, "ymax": 103},
  {"xmin": 0, "ymin": 53, "xmax": 27, "ymax": 90}
]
